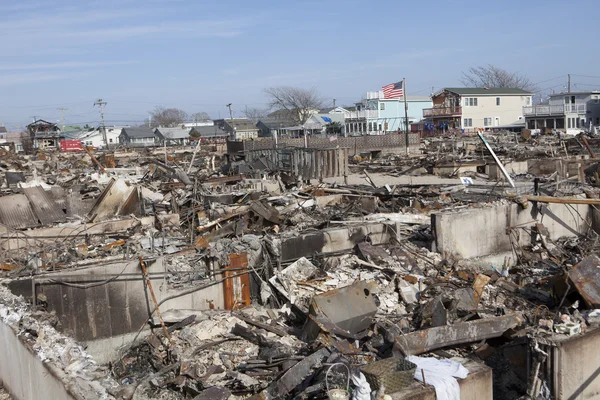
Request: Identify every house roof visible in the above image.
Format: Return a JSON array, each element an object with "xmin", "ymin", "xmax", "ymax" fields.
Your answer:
[
  {"xmin": 0, "ymin": 127, "xmax": 7, "ymax": 133},
  {"xmin": 190, "ymin": 125, "xmax": 228, "ymax": 137},
  {"xmin": 217, "ymin": 119, "xmax": 258, "ymax": 132},
  {"xmin": 121, "ymin": 127, "xmax": 156, "ymax": 138},
  {"xmin": 155, "ymin": 127, "xmax": 191, "ymax": 139},
  {"xmin": 444, "ymin": 88, "xmax": 532, "ymax": 96},
  {"xmin": 257, "ymin": 118, "xmax": 297, "ymax": 129}
]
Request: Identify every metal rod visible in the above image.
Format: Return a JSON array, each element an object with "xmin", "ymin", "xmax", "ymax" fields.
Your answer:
[{"xmin": 478, "ymin": 132, "xmax": 515, "ymax": 188}]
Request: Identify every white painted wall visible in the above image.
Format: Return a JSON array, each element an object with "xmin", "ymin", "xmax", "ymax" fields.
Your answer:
[{"xmin": 461, "ymin": 95, "xmax": 531, "ymax": 129}]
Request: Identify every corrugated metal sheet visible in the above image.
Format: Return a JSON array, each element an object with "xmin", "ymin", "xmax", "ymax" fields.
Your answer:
[
  {"xmin": 0, "ymin": 194, "xmax": 40, "ymax": 229},
  {"xmin": 23, "ymin": 186, "xmax": 67, "ymax": 225}
]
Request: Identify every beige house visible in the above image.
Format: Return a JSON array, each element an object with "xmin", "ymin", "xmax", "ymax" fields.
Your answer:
[{"xmin": 424, "ymin": 88, "xmax": 533, "ymax": 132}]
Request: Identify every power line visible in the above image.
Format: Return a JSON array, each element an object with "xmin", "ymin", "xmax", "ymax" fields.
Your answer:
[{"xmin": 571, "ymin": 74, "xmax": 600, "ymax": 80}]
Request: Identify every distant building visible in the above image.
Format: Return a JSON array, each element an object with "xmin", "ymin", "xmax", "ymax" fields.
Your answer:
[
  {"xmin": 214, "ymin": 119, "xmax": 259, "ymax": 140},
  {"xmin": 26, "ymin": 119, "xmax": 63, "ymax": 150},
  {"xmin": 0, "ymin": 127, "xmax": 6, "ymax": 144},
  {"xmin": 424, "ymin": 88, "xmax": 532, "ymax": 132},
  {"xmin": 182, "ymin": 121, "xmax": 214, "ymax": 128},
  {"xmin": 523, "ymin": 91, "xmax": 600, "ymax": 134},
  {"xmin": 189, "ymin": 125, "xmax": 229, "ymax": 140},
  {"xmin": 155, "ymin": 127, "xmax": 192, "ymax": 146},
  {"xmin": 119, "ymin": 127, "xmax": 159, "ymax": 147},
  {"xmin": 78, "ymin": 126, "xmax": 127, "ymax": 148}
]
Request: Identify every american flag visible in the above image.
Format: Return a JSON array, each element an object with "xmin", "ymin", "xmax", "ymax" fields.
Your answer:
[{"xmin": 382, "ymin": 81, "xmax": 404, "ymax": 99}]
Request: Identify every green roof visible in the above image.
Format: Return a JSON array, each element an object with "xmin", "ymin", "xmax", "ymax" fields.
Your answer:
[{"xmin": 445, "ymin": 87, "xmax": 532, "ymax": 96}]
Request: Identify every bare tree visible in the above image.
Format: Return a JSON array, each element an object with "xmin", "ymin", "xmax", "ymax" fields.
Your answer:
[
  {"xmin": 242, "ymin": 106, "xmax": 268, "ymax": 123},
  {"xmin": 460, "ymin": 65, "xmax": 536, "ymax": 92},
  {"xmin": 191, "ymin": 112, "xmax": 211, "ymax": 122},
  {"xmin": 264, "ymin": 86, "xmax": 324, "ymax": 125},
  {"xmin": 150, "ymin": 106, "xmax": 188, "ymax": 128}
]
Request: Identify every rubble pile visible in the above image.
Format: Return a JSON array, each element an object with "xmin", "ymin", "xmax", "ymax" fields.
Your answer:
[{"xmin": 2, "ymin": 135, "xmax": 600, "ymax": 399}]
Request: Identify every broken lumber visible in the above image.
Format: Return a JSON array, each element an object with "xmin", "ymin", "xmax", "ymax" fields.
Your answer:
[
  {"xmin": 524, "ymin": 195, "xmax": 600, "ymax": 205},
  {"xmin": 394, "ymin": 314, "xmax": 522, "ymax": 356}
]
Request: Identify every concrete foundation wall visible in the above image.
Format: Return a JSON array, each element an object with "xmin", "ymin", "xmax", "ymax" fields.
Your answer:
[
  {"xmin": 8, "ymin": 257, "xmax": 226, "ymax": 344},
  {"xmin": 553, "ymin": 327, "xmax": 600, "ymax": 399},
  {"xmin": 0, "ymin": 318, "xmax": 75, "ymax": 400},
  {"xmin": 433, "ymin": 201, "xmax": 592, "ymax": 260},
  {"xmin": 280, "ymin": 222, "xmax": 400, "ymax": 262},
  {"xmin": 487, "ymin": 160, "xmax": 528, "ymax": 180}
]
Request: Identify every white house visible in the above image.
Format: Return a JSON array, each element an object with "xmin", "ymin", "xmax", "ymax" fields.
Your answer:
[
  {"xmin": 424, "ymin": 88, "xmax": 533, "ymax": 132},
  {"xmin": 78, "ymin": 126, "xmax": 128, "ymax": 148},
  {"xmin": 524, "ymin": 91, "xmax": 600, "ymax": 135}
]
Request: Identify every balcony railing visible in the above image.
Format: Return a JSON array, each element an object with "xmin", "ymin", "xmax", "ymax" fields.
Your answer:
[
  {"xmin": 523, "ymin": 104, "xmax": 587, "ymax": 116},
  {"xmin": 345, "ymin": 110, "xmax": 378, "ymax": 119},
  {"xmin": 423, "ymin": 106, "xmax": 462, "ymax": 117}
]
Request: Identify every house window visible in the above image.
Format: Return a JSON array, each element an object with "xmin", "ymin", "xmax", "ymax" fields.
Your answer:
[
  {"xmin": 526, "ymin": 97, "xmax": 531, "ymax": 106},
  {"xmin": 109, "ymin": 138, "xmax": 113, "ymax": 143},
  {"xmin": 378, "ymin": 124, "xmax": 382, "ymax": 131},
  {"xmin": 496, "ymin": 97, "xmax": 500, "ymax": 106},
  {"xmin": 596, "ymin": 117, "xmax": 600, "ymax": 125},
  {"xmin": 464, "ymin": 118, "xmax": 473, "ymax": 127},
  {"xmin": 568, "ymin": 118, "xmax": 571, "ymax": 128},
  {"xmin": 368, "ymin": 122, "xmax": 372, "ymax": 131},
  {"xmin": 484, "ymin": 117, "xmax": 492, "ymax": 127},
  {"xmin": 595, "ymin": 96, "xmax": 599, "ymax": 104},
  {"xmin": 565, "ymin": 96, "xmax": 569, "ymax": 104},
  {"xmin": 464, "ymin": 97, "xmax": 478, "ymax": 107},
  {"xmin": 380, "ymin": 103, "xmax": 385, "ymax": 111}
]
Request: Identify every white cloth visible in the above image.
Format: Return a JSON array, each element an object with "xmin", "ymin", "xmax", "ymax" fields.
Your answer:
[{"xmin": 406, "ymin": 356, "xmax": 469, "ymax": 400}]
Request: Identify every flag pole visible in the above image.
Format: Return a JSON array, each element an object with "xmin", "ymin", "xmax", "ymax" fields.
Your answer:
[{"xmin": 403, "ymin": 77, "xmax": 409, "ymax": 155}]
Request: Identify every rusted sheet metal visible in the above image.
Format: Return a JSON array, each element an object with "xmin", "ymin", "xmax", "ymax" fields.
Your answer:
[
  {"xmin": 23, "ymin": 186, "xmax": 67, "ymax": 225},
  {"xmin": 395, "ymin": 314, "xmax": 522, "ymax": 356},
  {"xmin": 0, "ymin": 193, "xmax": 40, "ymax": 229},
  {"xmin": 568, "ymin": 254, "xmax": 600, "ymax": 308},
  {"xmin": 223, "ymin": 253, "xmax": 251, "ymax": 310},
  {"xmin": 303, "ymin": 280, "xmax": 377, "ymax": 341}
]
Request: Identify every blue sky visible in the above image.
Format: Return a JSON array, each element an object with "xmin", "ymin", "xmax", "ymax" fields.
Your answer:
[{"xmin": 1, "ymin": 0, "xmax": 599, "ymax": 130}]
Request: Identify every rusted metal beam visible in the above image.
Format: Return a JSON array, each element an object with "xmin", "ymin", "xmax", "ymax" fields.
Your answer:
[
  {"xmin": 524, "ymin": 195, "xmax": 600, "ymax": 205},
  {"xmin": 84, "ymin": 145, "xmax": 106, "ymax": 173},
  {"xmin": 580, "ymin": 135, "xmax": 596, "ymax": 158},
  {"xmin": 395, "ymin": 314, "xmax": 522, "ymax": 356},
  {"xmin": 139, "ymin": 256, "xmax": 171, "ymax": 340}
]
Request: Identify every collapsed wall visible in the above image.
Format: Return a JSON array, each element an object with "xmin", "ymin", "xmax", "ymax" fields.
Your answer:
[
  {"xmin": 0, "ymin": 286, "xmax": 115, "ymax": 400},
  {"xmin": 432, "ymin": 200, "xmax": 594, "ymax": 267}
]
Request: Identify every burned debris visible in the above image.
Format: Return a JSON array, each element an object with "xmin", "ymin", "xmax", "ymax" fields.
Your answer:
[{"xmin": 2, "ymin": 131, "xmax": 600, "ymax": 399}]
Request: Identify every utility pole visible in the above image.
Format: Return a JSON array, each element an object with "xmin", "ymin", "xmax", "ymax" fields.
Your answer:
[
  {"xmin": 226, "ymin": 103, "xmax": 234, "ymax": 139},
  {"xmin": 403, "ymin": 78, "xmax": 410, "ymax": 155},
  {"xmin": 57, "ymin": 108, "xmax": 68, "ymax": 131},
  {"xmin": 94, "ymin": 99, "xmax": 108, "ymax": 148},
  {"xmin": 333, "ymin": 98, "xmax": 336, "ymax": 108},
  {"xmin": 568, "ymin": 74, "xmax": 571, "ymax": 93}
]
